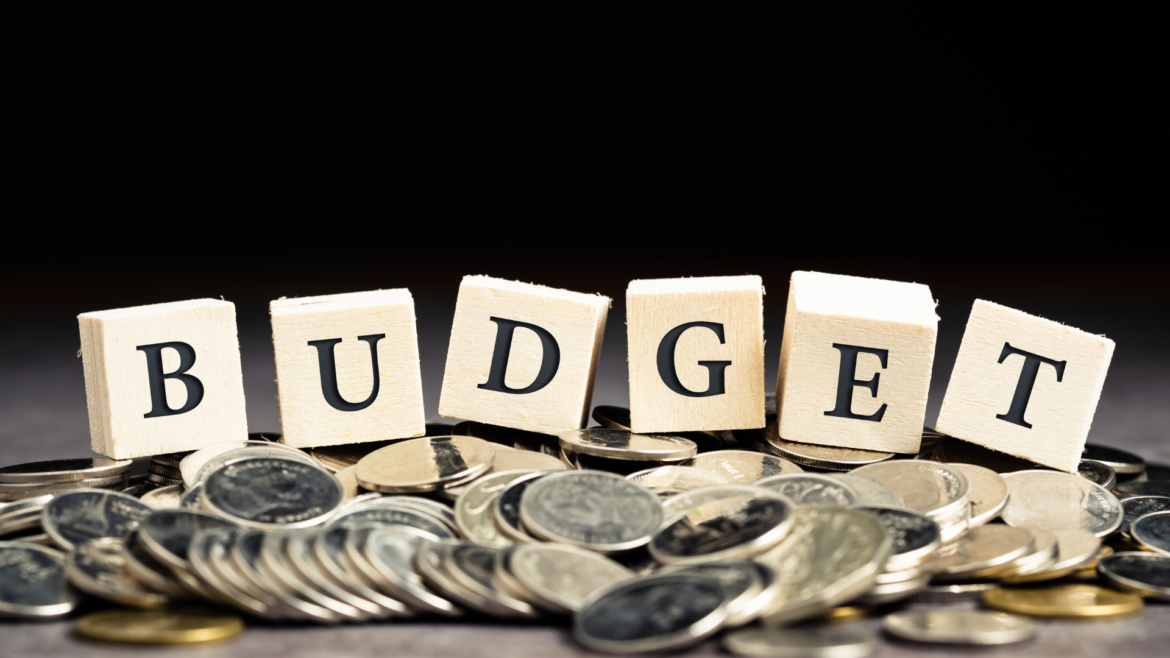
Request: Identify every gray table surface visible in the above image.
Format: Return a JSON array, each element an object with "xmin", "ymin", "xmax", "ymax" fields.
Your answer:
[{"xmin": 2, "ymin": 286, "xmax": 1168, "ymax": 657}]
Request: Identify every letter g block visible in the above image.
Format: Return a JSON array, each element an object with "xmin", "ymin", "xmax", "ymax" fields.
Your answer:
[
  {"xmin": 627, "ymin": 275, "xmax": 766, "ymax": 433},
  {"xmin": 78, "ymin": 299, "xmax": 248, "ymax": 459},
  {"xmin": 439, "ymin": 276, "xmax": 610, "ymax": 435}
]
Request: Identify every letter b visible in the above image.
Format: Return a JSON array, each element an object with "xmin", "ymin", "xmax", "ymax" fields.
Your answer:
[{"xmin": 137, "ymin": 341, "xmax": 205, "ymax": 418}]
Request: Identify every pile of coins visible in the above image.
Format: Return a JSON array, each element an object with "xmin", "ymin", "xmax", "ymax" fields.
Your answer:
[{"xmin": 2, "ymin": 412, "xmax": 1170, "ymax": 653}]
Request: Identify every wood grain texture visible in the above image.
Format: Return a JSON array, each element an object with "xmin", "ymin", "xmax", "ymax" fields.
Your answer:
[
  {"xmin": 77, "ymin": 299, "xmax": 248, "ymax": 459},
  {"xmin": 776, "ymin": 271, "xmax": 938, "ymax": 453},
  {"xmin": 270, "ymin": 289, "xmax": 425, "ymax": 449},
  {"xmin": 438, "ymin": 275, "xmax": 610, "ymax": 434},
  {"xmin": 935, "ymin": 299, "xmax": 1115, "ymax": 472},
  {"xmin": 627, "ymin": 276, "xmax": 765, "ymax": 433}
]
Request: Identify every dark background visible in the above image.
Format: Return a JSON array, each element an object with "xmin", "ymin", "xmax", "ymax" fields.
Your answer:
[{"xmin": 1, "ymin": 5, "xmax": 1166, "ymax": 464}]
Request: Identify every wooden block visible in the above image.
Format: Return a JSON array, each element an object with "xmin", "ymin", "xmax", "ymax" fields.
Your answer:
[
  {"xmin": 935, "ymin": 300, "xmax": 1115, "ymax": 472},
  {"xmin": 270, "ymin": 289, "xmax": 425, "ymax": 449},
  {"xmin": 775, "ymin": 271, "xmax": 938, "ymax": 454},
  {"xmin": 439, "ymin": 275, "xmax": 610, "ymax": 434},
  {"xmin": 626, "ymin": 276, "xmax": 765, "ymax": 433},
  {"xmin": 78, "ymin": 299, "xmax": 248, "ymax": 459}
]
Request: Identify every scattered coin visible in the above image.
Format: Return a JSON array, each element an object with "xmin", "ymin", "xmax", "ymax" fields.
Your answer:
[
  {"xmin": 983, "ymin": 583, "xmax": 1143, "ymax": 618},
  {"xmin": 683, "ymin": 450, "xmax": 803, "ymax": 483},
  {"xmin": 75, "ymin": 608, "xmax": 245, "ymax": 644},
  {"xmin": 883, "ymin": 609, "xmax": 1036, "ymax": 645},
  {"xmin": 1130, "ymin": 510, "xmax": 1170, "ymax": 556},
  {"xmin": 455, "ymin": 470, "xmax": 540, "ymax": 544},
  {"xmin": 180, "ymin": 440, "xmax": 309, "ymax": 487},
  {"xmin": 0, "ymin": 541, "xmax": 79, "ymax": 618},
  {"xmin": 762, "ymin": 422, "xmax": 893, "ymax": 471},
  {"xmin": 724, "ymin": 626, "xmax": 879, "ymax": 658},
  {"xmin": 661, "ymin": 485, "xmax": 787, "ymax": 522},
  {"xmin": 137, "ymin": 509, "xmax": 240, "ymax": 572},
  {"xmin": 1097, "ymin": 552, "xmax": 1170, "ymax": 601},
  {"xmin": 358, "ymin": 525, "xmax": 461, "ymax": 617},
  {"xmin": 1003, "ymin": 529, "xmax": 1101, "ymax": 583},
  {"xmin": 493, "ymin": 471, "xmax": 551, "ymax": 543},
  {"xmin": 202, "ymin": 457, "xmax": 343, "ymax": 530},
  {"xmin": 627, "ymin": 465, "xmax": 735, "ymax": 497},
  {"xmin": 327, "ymin": 498, "xmax": 455, "ymax": 540},
  {"xmin": 65, "ymin": 537, "xmax": 169, "ymax": 608},
  {"xmin": 755, "ymin": 473, "xmax": 860, "ymax": 507},
  {"xmin": 1078, "ymin": 459, "xmax": 1117, "ymax": 490},
  {"xmin": 506, "ymin": 543, "xmax": 634, "ymax": 614},
  {"xmin": 488, "ymin": 447, "xmax": 568, "ymax": 473},
  {"xmin": 650, "ymin": 495, "xmax": 793, "ymax": 565},
  {"xmin": 829, "ymin": 474, "xmax": 903, "ymax": 507},
  {"xmin": 356, "ymin": 436, "xmax": 494, "ymax": 493},
  {"xmin": 1082, "ymin": 444, "xmax": 1145, "ymax": 475},
  {"xmin": 1000, "ymin": 470, "xmax": 1123, "ymax": 537},
  {"xmin": 520, "ymin": 471, "xmax": 664, "ymax": 553},
  {"xmin": 41, "ymin": 489, "xmax": 154, "ymax": 550},
  {"xmin": 662, "ymin": 560, "xmax": 777, "ymax": 626},
  {"xmin": 851, "ymin": 461, "xmax": 970, "ymax": 522},
  {"xmin": 929, "ymin": 525, "xmax": 1034, "ymax": 581},
  {"xmin": 558, "ymin": 429, "xmax": 697, "ymax": 462},
  {"xmin": 574, "ymin": 572, "xmax": 729, "ymax": 653},
  {"xmin": 435, "ymin": 541, "xmax": 538, "ymax": 618},
  {"xmin": 948, "ymin": 463, "xmax": 1009, "ymax": 526},
  {"xmin": 913, "ymin": 581, "xmax": 1000, "ymax": 603},
  {"xmin": 857, "ymin": 506, "xmax": 941, "ymax": 573},
  {"xmin": 0, "ymin": 458, "xmax": 133, "ymax": 484},
  {"xmin": 1114, "ymin": 480, "xmax": 1170, "ymax": 498},
  {"xmin": 1120, "ymin": 496, "xmax": 1170, "ymax": 538},
  {"xmin": 141, "ymin": 485, "xmax": 183, "ymax": 510}
]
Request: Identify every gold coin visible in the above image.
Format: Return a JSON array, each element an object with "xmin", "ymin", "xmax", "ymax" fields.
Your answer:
[
  {"xmin": 983, "ymin": 584, "xmax": 1143, "ymax": 619},
  {"xmin": 814, "ymin": 605, "xmax": 870, "ymax": 623},
  {"xmin": 76, "ymin": 609, "xmax": 244, "ymax": 645}
]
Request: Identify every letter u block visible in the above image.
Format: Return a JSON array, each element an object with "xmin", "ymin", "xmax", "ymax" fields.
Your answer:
[
  {"xmin": 271, "ymin": 289, "xmax": 425, "ymax": 448},
  {"xmin": 78, "ymin": 299, "xmax": 248, "ymax": 459},
  {"xmin": 627, "ymin": 276, "xmax": 766, "ymax": 433},
  {"xmin": 776, "ymin": 271, "xmax": 938, "ymax": 454},
  {"xmin": 935, "ymin": 300, "xmax": 1115, "ymax": 472},
  {"xmin": 439, "ymin": 276, "xmax": 610, "ymax": 434}
]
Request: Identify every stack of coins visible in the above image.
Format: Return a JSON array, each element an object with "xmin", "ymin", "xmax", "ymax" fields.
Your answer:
[
  {"xmin": 144, "ymin": 453, "xmax": 187, "ymax": 489},
  {"xmin": 0, "ymin": 458, "xmax": 133, "ymax": 504},
  {"xmin": 854, "ymin": 506, "xmax": 940, "ymax": 604},
  {"xmin": 851, "ymin": 461, "xmax": 973, "ymax": 542}
]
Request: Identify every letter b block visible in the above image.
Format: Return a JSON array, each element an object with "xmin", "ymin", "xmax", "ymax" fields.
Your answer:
[
  {"xmin": 776, "ymin": 271, "xmax": 938, "ymax": 454},
  {"xmin": 78, "ymin": 299, "xmax": 249, "ymax": 459},
  {"xmin": 439, "ymin": 276, "xmax": 610, "ymax": 434},
  {"xmin": 627, "ymin": 276, "xmax": 766, "ymax": 433},
  {"xmin": 271, "ymin": 290, "xmax": 426, "ymax": 448},
  {"xmin": 935, "ymin": 300, "xmax": 1115, "ymax": 472}
]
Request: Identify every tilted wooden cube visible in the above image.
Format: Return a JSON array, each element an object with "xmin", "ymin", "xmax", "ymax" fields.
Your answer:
[
  {"xmin": 626, "ymin": 275, "xmax": 765, "ymax": 433},
  {"xmin": 775, "ymin": 271, "xmax": 938, "ymax": 454},
  {"xmin": 270, "ymin": 289, "xmax": 425, "ymax": 449},
  {"xmin": 78, "ymin": 299, "xmax": 248, "ymax": 459},
  {"xmin": 439, "ymin": 275, "xmax": 610, "ymax": 434},
  {"xmin": 935, "ymin": 300, "xmax": 1115, "ymax": 472}
]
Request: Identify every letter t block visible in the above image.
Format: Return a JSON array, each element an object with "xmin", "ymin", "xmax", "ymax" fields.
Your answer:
[
  {"xmin": 776, "ymin": 271, "xmax": 938, "ymax": 454},
  {"xmin": 627, "ymin": 276, "xmax": 766, "ymax": 433},
  {"xmin": 439, "ymin": 276, "xmax": 610, "ymax": 434},
  {"xmin": 78, "ymin": 299, "xmax": 249, "ymax": 459},
  {"xmin": 935, "ymin": 300, "xmax": 1115, "ymax": 472}
]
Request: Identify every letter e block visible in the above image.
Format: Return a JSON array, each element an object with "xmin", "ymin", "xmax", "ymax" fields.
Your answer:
[
  {"xmin": 627, "ymin": 276, "xmax": 765, "ymax": 433},
  {"xmin": 270, "ymin": 289, "xmax": 425, "ymax": 449},
  {"xmin": 935, "ymin": 300, "xmax": 1115, "ymax": 472},
  {"xmin": 439, "ymin": 276, "xmax": 610, "ymax": 434},
  {"xmin": 78, "ymin": 299, "xmax": 249, "ymax": 459},
  {"xmin": 776, "ymin": 271, "xmax": 938, "ymax": 454}
]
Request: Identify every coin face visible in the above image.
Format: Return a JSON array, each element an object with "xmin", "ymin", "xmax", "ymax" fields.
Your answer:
[
  {"xmin": 65, "ymin": 537, "xmax": 169, "ymax": 608},
  {"xmin": 180, "ymin": 440, "xmax": 309, "ymax": 487},
  {"xmin": 628, "ymin": 466, "xmax": 735, "ymax": 498},
  {"xmin": 662, "ymin": 485, "xmax": 788, "ymax": 523},
  {"xmin": 74, "ymin": 608, "xmax": 245, "ymax": 644},
  {"xmin": 1078, "ymin": 459, "xmax": 1117, "ymax": 489},
  {"xmin": 493, "ymin": 471, "xmax": 550, "ymax": 543},
  {"xmin": 41, "ymin": 489, "xmax": 154, "ymax": 550},
  {"xmin": 519, "ymin": 471, "xmax": 665, "ymax": 553},
  {"xmin": 202, "ymin": 457, "xmax": 343, "ymax": 530},
  {"xmin": 755, "ymin": 474, "xmax": 860, "ymax": 507},
  {"xmin": 1120, "ymin": 496, "xmax": 1170, "ymax": 537},
  {"xmin": 929, "ymin": 525, "xmax": 1034, "ymax": 580},
  {"xmin": 948, "ymin": 463, "xmax": 1009, "ymax": 526},
  {"xmin": 1082, "ymin": 444, "xmax": 1144, "ymax": 474},
  {"xmin": 851, "ymin": 462, "xmax": 969, "ymax": 519},
  {"xmin": 507, "ymin": 543, "xmax": 634, "ymax": 614},
  {"xmin": 1000, "ymin": 470, "xmax": 1122, "ymax": 537},
  {"xmin": 327, "ymin": 500, "xmax": 455, "ymax": 539},
  {"xmin": 856, "ymin": 506, "xmax": 940, "ymax": 572},
  {"xmin": 650, "ymin": 495, "xmax": 793, "ymax": 565},
  {"xmin": 574, "ymin": 572, "xmax": 729, "ymax": 653},
  {"xmin": 762, "ymin": 422, "xmax": 893, "ymax": 470},
  {"xmin": 1098, "ymin": 552, "xmax": 1170, "ymax": 601},
  {"xmin": 1131, "ymin": 511, "xmax": 1170, "ymax": 556},
  {"xmin": 558, "ymin": 429, "xmax": 698, "ymax": 461},
  {"xmin": 0, "ymin": 458, "xmax": 133, "ymax": 484},
  {"xmin": 883, "ymin": 609, "xmax": 1035, "ymax": 645},
  {"xmin": 141, "ymin": 485, "xmax": 183, "ymax": 510},
  {"xmin": 724, "ymin": 626, "xmax": 879, "ymax": 658},
  {"xmin": 356, "ymin": 436, "xmax": 494, "ymax": 493},
  {"xmin": 0, "ymin": 542, "xmax": 79, "ymax": 618},
  {"xmin": 983, "ymin": 583, "xmax": 1143, "ymax": 618},
  {"xmin": 454, "ymin": 470, "xmax": 539, "ymax": 543},
  {"xmin": 138, "ymin": 509, "xmax": 240, "ymax": 571},
  {"xmin": 829, "ymin": 474, "xmax": 902, "ymax": 507},
  {"xmin": 683, "ymin": 450, "xmax": 803, "ymax": 483}
]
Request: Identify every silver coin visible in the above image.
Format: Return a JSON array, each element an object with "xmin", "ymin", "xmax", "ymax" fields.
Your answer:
[
  {"xmin": 1115, "ymin": 480, "xmax": 1170, "ymax": 498},
  {"xmin": 283, "ymin": 530, "xmax": 386, "ymax": 618},
  {"xmin": 312, "ymin": 526, "xmax": 414, "ymax": 616},
  {"xmin": 1120, "ymin": 496, "xmax": 1170, "ymax": 538},
  {"xmin": 1000, "ymin": 470, "xmax": 1122, "ymax": 537},
  {"xmin": 179, "ymin": 482, "xmax": 203, "ymax": 509},
  {"xmin": 0, "ymin": 458, "xmax": 133, "ymax": 484},
  {"xmin": 1098, "ymin": 552, "xmax": 1170, "ymax": 601},
  {"xmin": 1132, "ymin": 511, "xmax": 1170, "ymax": 556},
  {"xmin": 650, "ymin": 495, "xmax": 794, "ymax": 565},
  {"xmin": 948, "ymin": 463, "xmax": 1009, "ymax": 526},
  {"xmin": 851, "ymin": 462, "xmax": 969, "ymax": 522},
  {"xmin": 557, "ymin": 429, "xmax": 697, "ymax": 462},
  {"xmin": 137, "ymin": 508, "xmax": 239, "ymax": 572},
  {"xmin": 65, "ymin": 537, "xmax": 169, "ymax": 608},
  {"xmin": 883, "ymin": 609, "xmax": 1036, "ymax": 645},
  {"xmin": 857, "ymin": 571, "xmax": 932, "ymax": 605},
  {"xmin": 755, "ymin": 507, "xmax": 891, "ymax": 625},
  {"xmin": 829, "ymin": 474, "xmax": 902, "ymax": 507},
  {"xmin": 189, "ymin": 529, "xmax": 279, "ymax": 618},
  {"xmin": 229, "ymin": 529, "xmax": 338, "ymax": 622},
  {"xmin": 724, "ymin": 626, "xmax": 879, "ymax": 658},
  {"xmin": 519, "ymin": 471, "xmax": 664, "ymax": 553},
  {"xmin": 356, "ymin": 436, "xmax": 494, "ymax": 493},
  {"xmin": 913, "ymin": 581, "xmax": 999, "ymax": 603},
  {"xmin": 488, "ymin": 447, "xmax": 569, "ymax": 474},
  {"xmin": 326, "ymin": 499, "xmax": 455, "ymax": 540},
  {"xmin": 120, "ymin": 529, "xmax": 187, "ymax": 597},
  {"xmin": 493, "ymin": 471, "xmax": 552, "ymax": 543},
  {"xmin": 180, "ymin": 440, "xmax": 308, "ymax": 487},
  {"xmin": 358, "ymin": 525, "xmax": 461, "ymax": 616},
  {"xmin": 377, "ymin": 497, "xmax": 456, "ymax": 530},
  {"xmin": 662, "ymin": 561, "xmax": 774, "ymax": 627},
  {"xmin": 0, "ymin": 495, "xmax": 54, "ymax": 518},
  {"xmin": 592, "ymin": 405, "xmax": 633, "ymax": 430},
  {"xmin": 995, "ymin": 527, "xmax": 1058, "ymax": 578},
  {"xmin": 761, "ymin": 422, "xmax": 893, "ymax": 471},
  {"xmin": 574, "ymin": 572, "xmax": 729, "ymax": 653},
  {"xmin": 308, "ymin": 440, "xmax": 400, "ymax": 473},
  {"xmin": 928, "ymin": 524, "xmax": 1034, "ymax": 581},
  {"xmin": 662, "ymin": 485, "xmax": 788, "ymax": 522},
  {"xmin": 441, "ymin": 541, "xmax": 538, "ymax": 618},
  {"xmin": 628, "ymin": 466, "xmax": 735, "ymax": 498},
  {"xmin": 856, "ymin": 506, "xmax": 941, "ymax": 572},
  {"xmin": 1082, "ymin": 443, "xmax": 1144, "ymax": 475},
  {"xmin": 683, "ymin": 450, "xmax": 803, "ymax": 483},
  {"xmin": 1078, "ymin": 459, "xmax": 1117, "ymax": 490},
  {"xmin": 1003, "ymin": 529, "xmax": 1101, "ymax": 583},
  {"xmin": 755, "ymin": 473, "xmax": 860, "ymax": 507},
  {"xmin": 140, "ymin": 485, "xmax": 183, "ymax": 510},
  {"xmin": 505, "ymin": 543, "xmax": 633, "ymax": 614},
  {"xmin": 0, "ymin": 475, "xmax": 129, "ymax": 500},
  {"xmin": 259, "ymin": 531, "xmax": 367, "ymax": 620},
  {"xmin": 41, "ymin": 489, "xmax": 153, "ymax": 551},
  {"xmin": 0, "ymin": 541, "xmax": 79, "ymax": 618},
  {"xmin": 202, "ymin": 457, "xmax": 343, "ymax": 530},
  {"xmin": 454, "ymin": 470, "xmax": 540, "ymax": 544}
]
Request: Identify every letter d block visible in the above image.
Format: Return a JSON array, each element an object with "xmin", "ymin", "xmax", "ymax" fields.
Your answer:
[
  {"xmin": 78, "ymin": 299, "xmax": 248, "ymax": 459},
  {"xmin": 439, "ymin": 276, "xmax": 610, "ymax": 434},
  {"xmin": 271, "ymin": 289, "xmax": 425, "ymax": 448},
  {"xmin": 776, "ymin": 271, "xmax": 938, "ymax": 454},
  {"xmin": 935, "ymin": 300, "xmax": 1115, "ymax": 472},
  {"xmin": 627, "ymin": 276, "xmax": 766, "ymax": 433}
]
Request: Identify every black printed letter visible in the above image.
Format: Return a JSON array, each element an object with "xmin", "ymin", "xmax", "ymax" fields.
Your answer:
[
  {"xmin": 137, "ymin": 341, "xmax": 205, "ymax": 418},
  {"xmin": 656, "ymin": 321, "xmax": 732, "ymax": 398},
  {"xmin": 995, "ymin": 342, "xmax": 1066, "ymax": 429},
  {"xmin": 823, "ymin": 343, "xmax": 888, "ymax": 422},
  {"xmin": 478, "ymin": 318, "xmax": 560, "ymax": 394},
  {"xmin": 309, "ymin": 334, "xmax": 386, "ymax": 412}
]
